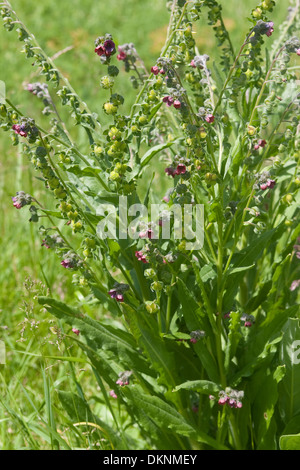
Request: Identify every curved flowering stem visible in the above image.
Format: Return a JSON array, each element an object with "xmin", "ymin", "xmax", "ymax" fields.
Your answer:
[
  {"xmin": 128, "ymin": 0, "xmax": 189, "ymax": 120},
  {"xmin": 213, "ymin": 29, "xmax": 255, "ymax": 115},
  {"xmin": 248, "ymin": 46, "xmax": 286, "ymax": 128},
  {"xmin": 5, "ymin": 98, "xmax": 110, "ymax": 191},
  {"xmin": 269, "ymin": 0, "xmax": 300, "ymax": 62},
  {"xmin": 0, "ymin": 0, "xmax": 103, "ymax": 135}
]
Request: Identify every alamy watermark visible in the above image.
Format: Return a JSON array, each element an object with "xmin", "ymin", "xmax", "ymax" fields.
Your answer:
[
  {"xmin": 96, "ymin": 197, "xmax": 204, "ymax": 250},
  {"xmin": 0, "ymin": 340, "xmax": 5, "ymax": 365},
  {"xmin": 0, "ymin": 80, "xmax": 5, "ymax": 104},
  {"xmin": 291, "ymin": 340, "xmax": 300, "ymax": 365}
]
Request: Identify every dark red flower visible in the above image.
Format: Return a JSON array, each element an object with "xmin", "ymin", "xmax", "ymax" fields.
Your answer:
[
  {"xmin": 162, "ymin": 96, "xmax": 174, "ymax": 107},
  {"xmin": 175, "ymin": 163, "xmax": 186, "ymax": 175},
  {"xmin": 205, "ymin": 114, "xmax": 215, "ymax": 123},
  {"xmin": 151, "ymin": 65, "xmax": 160, "ymax": 75}
]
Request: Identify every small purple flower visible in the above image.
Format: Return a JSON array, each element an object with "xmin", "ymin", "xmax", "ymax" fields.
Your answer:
[
  {"xmin": 151, "ymin": 65, "xmax": 160, "ymax": 75},
  {"xmin": 117, "ymin": 47, "xmax": 127, "ymax": 61},
  {"xmin": 260, "ymin": 179, "xmax": 276, "ymax": 190},
  {"xmin": 292, "ymin": 239, "xmax": 300, "ymax": 260},
  {"xmin": 108, "ymin": 283, "xmax": 129, "ymax": 302},
  {"xmin": 12, "ymin": 124, "xmax": 28, "ymax": 138},
  {"xmin": 290, "ymin": 280, "xmax": 300, "ymax": 291},
  {"xmin": 139, "ymin": 229, "xmax": 154, "ymax": 239},
  {"xmin": 108, "ymin": 290, "xmax": 124, "ymax": 302},
  {"xmin": 173, "ymin": 99, "xmax": 181, "ymax": 109},
  {"xmin": 218, "ymin": 388, "xmax": 244, "ymax": 409},
  {"xmin": 162, "ymin": 96, "xmax": 174, "ymax": 107},
  {"xmin": 61, "ymin": 259, "xmax": 73, "ymax": 269},
  {"xmin": 41, "ymin": 239, "xmax": 51, "ymax": 249},
  {"xmin": 190, "ymin": 330, "xmax": 205, "ymax": 344},
  {"xmin": 104, "ymin": 39, "xmax": 116, "ymax": 55},
  {"xmin": 205, "ymin": 114, "xmax": 215, "ymax": 123},
  {"xmin": 254, "ymin": 139, "xmax": 267, "ymax": 150},
  {"xmin": 241, "ymin": 313, "xmax": 255, "ymax": 327},
  {"xmin": 60, "ymin": 251, "xmax": 81, "ymax": 270},
  {"xmin": 165, "ymin": 166, "xmax": 177, "ymax": 177},
  {"xmin": 72, "ymin": 328, "xmax": 80, "ymax": 336},
  {"xmin": 266, "ymin": 179, "xmax": 276, "ymax": 189},
  {"xmin": 265, "ymin": 22, "xmax": 274, "ymax": 37},
  {"xmin": 175, "ymin": 163, "xmax": 186, "ymax": 175},
  {"xmin": 116, "ymin": 370, "xmax": 132, "ymax": 387},
  {"xmin": 109, "ymin": 390, "xmax": 118, "ymax": 399},
  {"xmin": 12, "ymin": 197, "xmax": 23, "ymax": 209},
  {"xmin": 135, "ymin": 250, "xmax": 148, "ymax": 263},
  {"xmin": 218, "ymin": 396, "xmax": 228, "ymax": 405},
  {"xmin": 95, "ymin": 39, "xmax": 115, "ymax": 58},
  {"xmin": 95, "ymin": 45, "xmax": 106, "ymax": 56},
  {"xmin": 11, "ymin": 191, "xmax": 32, "ymax": 209}
]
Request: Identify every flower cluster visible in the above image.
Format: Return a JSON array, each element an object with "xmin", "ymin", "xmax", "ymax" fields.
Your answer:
[
  {"xmin": 165, "ymin": 162, "xmax": 187, "ymax": 178},
  {"xmin": 254, "ymin": 171, "xmax": 276, "ymax": 191},
  {"xmin": 162, "ymin": 95, "xmax": 181, "ymax": 109},
  {"xmin": 254, "ymin": 139, "xmax": 267, "ymax": 151},
  {"xmin": 135, "ymin": 250, "xmax": 148, "ymax": 264},
  {"xmin": 116, "ymin": 370, "xmax": 132, "ymax": 387},
  {"xmin": 94, "ymin": 34, "xmax": 116, "ymax": 63},
  {"xmin": 12, "ymin": 191, "xmax": 32, "ymax": 209},
  {"xmin": 293, "ymin": 238, "xmax": 300, "ymax": 260},
  {"xmin": 60, "ymin": 251, "xmax": 83, "ymax": 270},
  {"xmin": 218, "ymin": 388, "xmax": 244, "ymax": 409},
  {"xmin": 241, "ymin": 313, "xmax": 255, "ymax": 327},
  {"xmin": 189, "ymin": 330, "xmax": 205, "ymax": 344},
  {"xmin": 117, "ymin": 42, "xmax": 137, "ymax": 64},
  {"xmin": 251, "ymin": 20, "xmax": 274, "ymax": 43},
  {"xmin": 285, "ymin": 36, "xmax": 300, "ymax": 56},
  {"xmin": 190, "ymin": 54, "xmax": 210, "ymax": 69},
  {"xmin": 26, "ymin": 82, "xmax": 53, "ymax": 115},
  {"xmin": 41, "ymin": 233, "xmax": 64, "ymax": 249},
  {"xmin": 12, "ymin": 117, "xmax": 38, "ymax": 141},
  {"xmin": 108, "ymin": 283, "xmax": 129, "ymax": 302}
]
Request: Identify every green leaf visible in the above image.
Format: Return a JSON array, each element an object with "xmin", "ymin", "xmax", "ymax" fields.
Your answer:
[
  {"xmin": 37, "ymin": 296, "xmax": 153, "ymax": 378},
  {"xmin": 251, "ymin": 366, "xmax": 285, "ymax": 449},
  {"xmin": 66, "ymin": 165, "xmax": 101, "ymax": 177},
  {"xmin": 122, "ymin": 385, "xmax": 228, "ymax": 449},
  {"xmin": 177, "ymin": 279, "xmax": 219, "ymax": 383},
  {"xmin": 139, "ymin": 141, "xmax": 178, "ymax": 170},
  {"xmin": 121, "ymin": 304, "xmax": 178, "ymax": 392},
  {"xmin": 173, "ymin": 380, "xmax": 221, "ymax": 395},
  {"xmin": 278, "ymin": 318, "xmax": 300, "ymax": 423},
  {"xmin": 224, "ymin": 311, "xmax": 242, "ymax": 371},
  {"xmin": 226, "ymin": 264, "xmax": 255, "ymax": 276},
  {"xmin": 279, "ymin": 434, "xmax": 300, "ymax": 450}
]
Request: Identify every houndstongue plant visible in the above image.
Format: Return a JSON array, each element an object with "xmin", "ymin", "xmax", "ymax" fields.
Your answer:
[{"xmin": 1, "ymin": 0, "xmax": 300, "ymax": 450}]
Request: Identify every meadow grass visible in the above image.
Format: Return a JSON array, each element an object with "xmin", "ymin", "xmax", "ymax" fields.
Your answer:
[{"xmin": 0, "ymin": 0, "xmax": 291, "ymax": 449}]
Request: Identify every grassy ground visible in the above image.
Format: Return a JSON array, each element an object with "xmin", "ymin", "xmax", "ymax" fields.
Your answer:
[{"xmin": 0, "ymin": 0, "xmax": 290, "ymax": 449}]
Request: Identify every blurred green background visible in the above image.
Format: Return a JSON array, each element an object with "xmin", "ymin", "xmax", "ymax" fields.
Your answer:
[{"xmin": 0, "ymin": 0, "xmax": 290, "ymax": 448}]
